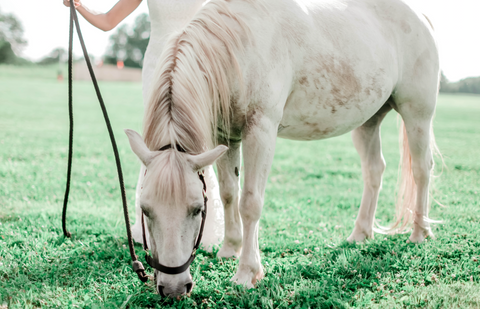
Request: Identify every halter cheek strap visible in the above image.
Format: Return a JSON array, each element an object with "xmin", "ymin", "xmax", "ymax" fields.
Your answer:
[{"xmin": 141, "ymin": 144, "xmax": 208, "ymax": 275}]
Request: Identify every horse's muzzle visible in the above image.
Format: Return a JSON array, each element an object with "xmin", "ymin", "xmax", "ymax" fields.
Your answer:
[{"xmin": 157, "ymin": 280, "xmax": 194, "ymax": 298}]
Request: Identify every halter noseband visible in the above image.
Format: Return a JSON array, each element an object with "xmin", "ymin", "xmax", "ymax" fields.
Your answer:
[{"xmin": 140, "ymin": 144, "xmax": 208, "ymax": 275}]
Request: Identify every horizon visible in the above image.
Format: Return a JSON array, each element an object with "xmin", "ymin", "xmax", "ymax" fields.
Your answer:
[{"xmin": 1, "ymin": 0, "xmax": 479, "ymax": 82}]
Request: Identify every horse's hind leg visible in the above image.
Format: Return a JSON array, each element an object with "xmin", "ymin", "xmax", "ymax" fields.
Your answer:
[
  {"xmin": 347, "ymin": 103, "xmax": 392, "ymax": 242},
  {"xmin": 389, "ymin": 25, "xmax": 439, "ymax": 242},
  {"xmin": 395, "ymin": 95, "xmax": 437, "ymax": 243},
  {"xmin": 216, "ymin": 141, "xmax": 243, "ymax": 258}
]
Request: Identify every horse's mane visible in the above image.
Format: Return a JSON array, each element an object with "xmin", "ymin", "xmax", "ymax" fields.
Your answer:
[
  {"xmin": 143, "ymin": 0, "xmax": 252, "ymax": 155},
  {"xmin": 141, "ymin": 0, "xmax": 254, "ymax": 203}
]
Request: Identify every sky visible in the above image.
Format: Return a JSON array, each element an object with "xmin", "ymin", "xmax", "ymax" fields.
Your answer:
[{"xmin": 1, "ymin": 0, "xmax": 479, "ymax": 82}]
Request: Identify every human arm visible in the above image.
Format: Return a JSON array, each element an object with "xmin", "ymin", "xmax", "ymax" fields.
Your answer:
[{"xmin": 63, "ymin": 0, "xmax": 143, "ymax": 32}]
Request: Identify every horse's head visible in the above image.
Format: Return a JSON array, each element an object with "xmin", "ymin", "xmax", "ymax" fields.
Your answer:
[{"xmin": 125, "ymin": 129, "xmax": 227, "ymax": 297}]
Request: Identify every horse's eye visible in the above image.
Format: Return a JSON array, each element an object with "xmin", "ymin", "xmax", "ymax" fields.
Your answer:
[
  {"xmin": 141, "ymin": 206, "xmax": 150, "ymax": 218},
  {"xmin": 192, "ymin": 207, "xmax": 202, "ymax": 217}
]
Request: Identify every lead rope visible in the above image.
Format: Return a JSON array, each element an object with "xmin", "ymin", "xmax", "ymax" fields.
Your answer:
[
  {"xmin": 61, "ymin": 6, "xmax": 74, "ymax": 239},
  {"xmin": 62, "ymin": 4, "xmax": 148, "ymax": 282}
]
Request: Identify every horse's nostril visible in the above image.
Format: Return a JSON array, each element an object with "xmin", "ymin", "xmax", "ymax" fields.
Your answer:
[
  {"xmin": 158, "ymin": 285, "xmax": 166, "ymax": 298},
  {"xmin": 185, "ymin": 282, "xmax": 193, "ymax": 293}
]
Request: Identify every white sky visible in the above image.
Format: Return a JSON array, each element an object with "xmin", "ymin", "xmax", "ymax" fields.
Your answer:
[{"xmin": 1, "ymin": 0, "xmax": 479, "ymax": 81}]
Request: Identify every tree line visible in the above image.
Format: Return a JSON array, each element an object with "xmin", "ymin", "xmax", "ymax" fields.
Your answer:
[
  {"xmin": 440, "ymin": 72, "xmax": 480, "ymax": 95},
  {"xmin": 0, "ymin": 7, "xmax": 28, "ymax": 65}
]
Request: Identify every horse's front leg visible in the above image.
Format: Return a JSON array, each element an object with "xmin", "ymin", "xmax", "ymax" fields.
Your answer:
[
  {"xmin": 216, "ymin": 141, "xmax": 243, "ymax": 258},
  {"xmin": 231, "ymin": 116, "xmax": 278, "ymax": 288},
  {"xmin": 200, "ymin": 165, "xmax": 225, "ymax": 251},
  {"xmin": 131, "ymin": 164, "xmax": 149, "ymax": 246}
]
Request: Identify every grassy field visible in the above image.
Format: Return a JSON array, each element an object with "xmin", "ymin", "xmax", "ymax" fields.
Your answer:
[{"xmin": 1, "ymin": 64, "xmax": 479, "ymax": 308}]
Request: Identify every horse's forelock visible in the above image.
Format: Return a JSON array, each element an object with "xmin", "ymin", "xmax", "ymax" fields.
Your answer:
[{"xmin": 147, "ymin": 151, "xmax": 187, "ymax": 206}]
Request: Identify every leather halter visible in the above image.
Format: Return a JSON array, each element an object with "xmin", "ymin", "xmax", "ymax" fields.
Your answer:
[{"xmin": 141, "ymin": 144, "xmax": 208, "ymax": 275}]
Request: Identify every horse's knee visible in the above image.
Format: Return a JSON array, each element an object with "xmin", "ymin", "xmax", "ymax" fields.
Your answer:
[
  {"xmin": 365, "ymin": 158, "xmax": 386, "ymax": 190},
  {"xmin": 219, "ymin": 179, "xmax": 237, "ymax": 207},
  {"xmin": 411, "ymin": 148, "xmax": 433, "ymax": 177},
  {"xmin": 239, "ymin": 190, "xmax": 262, "ymax": 222},
  {"xmin": 221, "ymin": 190, "xmax": 235, "ymax": 207},
  {"xmin": 412, "ymin": 159, "xmax": 433, "ymax": 185}
]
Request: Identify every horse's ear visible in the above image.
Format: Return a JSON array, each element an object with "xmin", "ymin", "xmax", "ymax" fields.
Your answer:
[
  {"xmin": 188, "ymin": 145, "xmax": 228, "ymax": 171},
  {"xmin": 124, "ymin": 129, "xmax": 155, "ymax": 166}
]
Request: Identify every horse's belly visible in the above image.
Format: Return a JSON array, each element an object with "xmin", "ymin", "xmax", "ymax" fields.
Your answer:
[
  {"xmin": 277, "ymin": 84, "xmax": 391, "ymax": 141},
  {"xmin": 276, "ymin": 33, "xmax": 396, "ymax": 141},
  {"xmin": 277, "ymin": 117, "xmax": 358, "ymax": 141},
  {"xmin": 277, "ymin": 109, "xmax": 367, "ymax": 141}
]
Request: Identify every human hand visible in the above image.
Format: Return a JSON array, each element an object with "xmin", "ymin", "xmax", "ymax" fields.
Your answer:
[{"xmin": 63, "ymin": 0, "xmax": 82, "ymax": 8}]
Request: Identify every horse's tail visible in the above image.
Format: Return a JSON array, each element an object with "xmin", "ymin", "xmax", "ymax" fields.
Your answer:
[
  {"xmin": 386, "ymin": 119, "xmax": 441, "ymax": 233},
  {"xmin": 390, "ymin": 120, "xmax": 416, "ymax": 232}
]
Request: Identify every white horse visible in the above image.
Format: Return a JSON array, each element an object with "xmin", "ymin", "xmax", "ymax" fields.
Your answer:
[
  {"xmin": 126, "ymin": 0, "xmax": 440, "ymax": 297},
  {"xmin": 131, "ymin": 0, "xmax": 226, "ymax": 250}
]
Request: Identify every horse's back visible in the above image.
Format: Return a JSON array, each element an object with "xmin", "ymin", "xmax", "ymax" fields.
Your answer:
[
  {"xmin": 276, "ymin": 0, "xmax": 438, "ymax": 92},
  {"xmin": 237, "ymin": 0, "xmax": 438, "ymax": 140}
]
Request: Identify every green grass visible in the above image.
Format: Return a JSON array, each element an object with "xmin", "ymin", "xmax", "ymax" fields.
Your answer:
[{"xmin": 1, "ymin": 64, "xmax": 480, "ymax": 308}]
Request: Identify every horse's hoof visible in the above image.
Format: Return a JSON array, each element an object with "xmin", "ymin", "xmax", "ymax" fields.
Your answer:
[
  {"xmin": 231, "ymin": 275, "xmax": 254, "ymax": 289},
  {"xmin": 217, "ymin": 245, "xmax": 241, "ymax": 259},
  {"xmin": 347, "ymin": 234, "xmax": 366, "ymax": 243},
  {"xmin": 347, "ymin": 227, "xmax": 372, "ymax": 243},
  {"xmin": 231, "ymin": 264, "xmax": 263, "ymax": 288},
  {"xmin": 408, "ymin": 228, "xmax": 434, "ymax": 243}
]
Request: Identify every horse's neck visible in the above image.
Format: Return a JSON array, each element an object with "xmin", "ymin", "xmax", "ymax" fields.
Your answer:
[
  {"xmin": 148, "ymin": 0, "xmax": 206, "ymax": 36},
  {"xmin": 144, "ymin": 0, "xmax": 251, "ymax": 151}
]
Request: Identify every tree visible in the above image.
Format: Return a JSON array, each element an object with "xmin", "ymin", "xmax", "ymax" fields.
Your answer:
[
  {"xmin": 0, "ymin": 40, "xmax": 16, "ymax": 64},
  {"xmin": 104, "ymin": 13, "xmax": 150, "ymax": 68},
  {"xmin": 439, "ymin": 71, "xmax": 451, "ymax": 92},
  {"xmin": 456, "ymin": 77, "xmax": 480, "ymax": 94},
  {"xmin": 440, "ymin": 71, "xmax": 480, "ymax": 95},
  {"xmin": 38, "ymin": 47, "xmax": 67, "ymax": 65},
  {"xmin": 0, "ymin": 7, "xmax": 27, "ymax": 64}
]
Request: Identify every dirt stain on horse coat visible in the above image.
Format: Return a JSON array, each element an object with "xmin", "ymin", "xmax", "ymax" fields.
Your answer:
[
  {"xmin": 299, "ymin": 76, "xmax": 309, "ymax": 87},
  {"xmin": 400, "ymin": 21, "xmax": 412, "ymax": 34},
  {"xmin": 243, "ymin": 106, "xmax": 263, "ymax": 136},
  {"xmin": 315, "ymin": 56, "xmax": 361, "ymax": 112}
]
